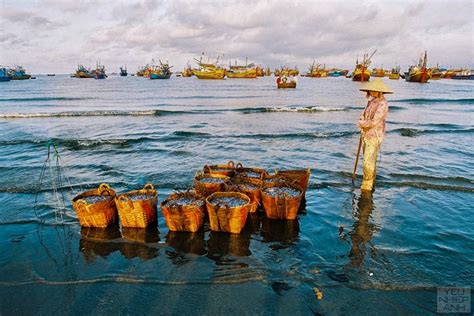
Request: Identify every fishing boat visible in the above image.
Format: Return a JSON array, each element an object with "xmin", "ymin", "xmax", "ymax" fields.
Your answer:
[
  {"xmin": 226, "ymin": 59, "xmax": 257, "ymax": 78},
  {"xmin": 93, "ymin": 63, "xmax": 107, "ymax": 79},
  {"xmin": 264, "ymin": 67, "xmax": 272, "ymax": 76},
  {"xmin": 275, "ymin": 66, "xmax": 299, "ymax": 77},
  {"xmin": 73, "ymin": 65, "xmax": 93, "ymax": 78},
  {"xmin": 0, "ymin": 66, "xmax": 11, "ymax": 82},
  {"xmin": 388, "ymin": 66, "xmax": 401, "ymax": 80},
  {"xmin": 441, "ymin": 69, "xmax": 457, "ymax": 79},
  {"xmin": 192, "ymin": 54, "xmax": 226, "ymax": 80},
  {"xmin": 47, "ymin": 74, "xmax": 55, "ymax": 76},
  {"xmin": 406, "ymin": 51, "xmax": 431, "ymax": 83},
  {"xmin": 305, "ymin": 61, "xmax": 328, "ymax": 77},
  {"xmin": 452, "ymin": 69, "xmax": 474, "ymax": 80},
  {"xmin": 182, "ymin": 63, "xmax": 193, "ymax": 77},
  {"xmin": 120, "ymin": 66, "xmax": 127, "ymax": 77},
  {"xmin": 149, "ymin": 60, "xmax": 172, "ymax": 79},
  {"xmin": 256, "ymin": 66, "xmax": 264, "ymax": 77},
  {"xmin": 8, "ymin": 65, "xmax": 31, "ymax": 80},
  {"xmin": 328, "ymin": 68, "xmax": 347, "ymax": 77},
  {"xmin": 372, "ymin": 67, "xmax": 385, "ymax": 77},
  {"xmin": 352, "ymin": 50, "xmax": 376, "ymax": 82},
  {"xmin": 276, "ymin": 76, "xmax": 297, "ymax": 88}
]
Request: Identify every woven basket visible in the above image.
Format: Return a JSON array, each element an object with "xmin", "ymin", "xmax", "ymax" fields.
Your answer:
[
  {"xmin": 261, "ymin": 183, "xmax": 303, "ymax": 220},
  {"xmin": 225, "ymin": 177, "xmax": 263, "ymax": 213},
  {"xmin": 203, "ymin": 160, "xmax": 236, "ymax": 177},
  {"xmin": 72, "ymin": 183, "xmax": 117, "ymax": 227},
  {"xmin": 115, "ymin": 183, "xmax": 158, "ymax": 228},
  {"xmin": 161, "ymin": 190, "xmax": 206, "ymax": 232},
  {"xmin": 206, "ymin": 192, "xmax": 251, "ymax": 234},
  {"xmin": 276, "ymin": 168, "xmax": 311, "ymax": 195},
  {"xmin": 262, "ymin": 174, "xmax": 289, "ymax": 188},
  {"xmin": 234, "ymin": 163, "xmax": 268, "ymax": 180},
  {"xmin": 194, "ymin": 171, "xmax": 230, "ymax": 197}
]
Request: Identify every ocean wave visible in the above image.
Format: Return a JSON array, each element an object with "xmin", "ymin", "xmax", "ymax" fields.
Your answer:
[
  {"xmin": 0, "ymin": 97, "xmax": 95, "ymax": 102},
  {"xmin": 393, "ymin": 128, "xmax": 474, "ymax": 137},
  {"xmin": 391, "ymin": 98, "xmax": 474, "ymax": 104},
  {"xmin": 235, "ymin": 131, "xmax": 358, "ymax": 139},
  {"xmin": 0, "ymin": 109, "xmax": 191, "ymax": 118}
]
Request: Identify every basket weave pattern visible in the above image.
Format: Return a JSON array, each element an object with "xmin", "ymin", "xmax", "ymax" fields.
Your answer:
[
  {"xmin": 72, "ymin": 183, "xmax": 117, "ymax": 227},
  {"xmin": 115, "ymin": 183, "xmax": 158, "ymax": 228},
  {"xmin": 206, "ymin": 192, "xmax": 251, "ymax": 234},
  {"xmin": 161, "ymin": 191, "xmax": 205, "ymax": 232}
]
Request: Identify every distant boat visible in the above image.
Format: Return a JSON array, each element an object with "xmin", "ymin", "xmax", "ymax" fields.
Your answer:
[
  {"xmin": 0, "ymin": 67, "xmax": 11, "ymax": 82},
  {"xmin": 93, "ymin": 63, "xmax": 107, "ymax": 79},
  {"xmin": 149, "ymin": 60, "xmax": 172, "ymax": 79},
  {"xmin": 73, "ymin": 65, "xmax": 93, "ymax": 78},
  {"xmin": 47, "ymin": 74, "xmax": 55, "ymax": 76},
  {"xmin": 372, "ymin": 67, "xmax": 385, "ymax": 77},
  {"xmin": 328, "ymin": 69, "xmax": 348, "ymax": 77},
  {"xmin": 388, "ymin": 66, "xmax": 401, "ymax": 80},
  {"xmin": 256, "ymin": 66, "xmax": 264, "ymax": 77},
  {"xmin": 226, "ymin": 59, "xmax": 257, "ymax": 78},
  {"xmin": 275, "ymin": 66, "xmax": 299, "ymax": 77},
  {"xmin": 406, "ymin": 51, "xmax": 431, "ymax": 83},
  {"xmin": 276, "ymin": 76, "xmax": 297, "ymax": 88},
  {"xmin": 264, "ymin": 67, "xmax": 272, "ymax": 76},
  {"xmin": 8, "ymin": 65, "xmax": 31, "ymax": 80},
  {"xmin": 352, "ymin": 50, "xmax": 376, "ymax": 82},
  {"xmin": 452, "ymin": 69, "xmax": 474, "ymax": 80},
  {"xmin": 120, "ymin": 66, "xmax": 127, "ymax": 77},
  {"xmin": 305, "ymin": 61, "xmax": 328, "ymax": 78},
  {"xmin": 182, "ymin": 63, "xmax": 193, "ymax": 77},
  {"xmin": 192, "ymin": 54, "xmax": 226, "ymax": 79}
]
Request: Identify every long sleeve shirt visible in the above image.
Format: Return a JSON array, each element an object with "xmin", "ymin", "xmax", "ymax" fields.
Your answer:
[{"xmin": 358, "ymin": 97, "xmax": 388, "ymax": 141}]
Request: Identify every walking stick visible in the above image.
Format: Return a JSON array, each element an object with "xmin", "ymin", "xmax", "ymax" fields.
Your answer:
[{"xmin": 352, "ymin": 136, "xmax": 363, "ymax": 184}]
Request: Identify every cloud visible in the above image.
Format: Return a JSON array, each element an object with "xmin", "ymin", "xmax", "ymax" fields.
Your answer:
[{"xmin": 1, "ymin": 0, "xmax": 472, "ymax": 73}]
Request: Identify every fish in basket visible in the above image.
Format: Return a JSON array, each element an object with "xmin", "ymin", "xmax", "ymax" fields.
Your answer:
[
  {"xmin": 234, "ymin": 162, "xmax": 268, "ymax": 180},
  {"xmin": 194, "ymin": 171, "xmax": 230, "ymax": 197},
  {"xmin": 262, "ymin": 174, "xmax": 290, "ymax": 188},
  {"xmin": 225, "ymin": 176, "xmax": 263, "ymax": 213},
  {"xmin": 203, "ymin": 160, "xmax": 236, "ymax": 177},
  {"xmin": 206, "ymin": 192, "xmax": 251, "ymax": 234},
  {"xmin": 261, "ymin": 183, "xmax": 303, "ymax": 220},
  {"xmin": 72, "ymin": 183, "xmax": 117, "ymax": 227},
  {"xmin": 115, "ymin": 183, "xmax": 158, "ymax": 228},
  {"xmin": 161, "ymin": 189, "xmax": 206, "ymax": 232},
  {"xmin": 276, "ymin": 168, "xmax": 311, "ymax": 197}
]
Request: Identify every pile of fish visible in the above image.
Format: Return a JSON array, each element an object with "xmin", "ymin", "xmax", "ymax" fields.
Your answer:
[{"xmin": 208, "ymin": 196, "xmax": 248, "ymax": 207}]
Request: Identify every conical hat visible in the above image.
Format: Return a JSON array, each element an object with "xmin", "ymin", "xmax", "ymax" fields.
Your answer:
[{"xmin": 359, "ymin": 78, "xmax": 394, "ymax": 94}]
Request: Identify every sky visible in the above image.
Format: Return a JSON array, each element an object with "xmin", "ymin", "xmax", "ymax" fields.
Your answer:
[{"xmin": 1, "ymin": 0, "xmax": 473, "ymax": 74}]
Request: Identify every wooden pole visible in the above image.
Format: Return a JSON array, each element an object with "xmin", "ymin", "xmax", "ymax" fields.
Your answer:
[{"xmin": 352, "ymin": 136, "xmax": 363, "ymax": 184}]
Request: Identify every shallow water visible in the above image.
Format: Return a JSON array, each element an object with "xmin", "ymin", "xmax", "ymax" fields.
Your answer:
[{"xmin": 0, "ymin": 75, "xmax": 473, "ymax": 314}]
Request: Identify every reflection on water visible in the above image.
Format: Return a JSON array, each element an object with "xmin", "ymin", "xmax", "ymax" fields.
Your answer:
[
  {"xmin": 261, "ymin": 217, "xmax": 300, "ymax": 250},
  {"xmin": 165, "ymin": 230, "xmax": 206, "ymax": 256},
  {"xmin": 346, "ymin": 192, "xmax": 379, "ymax": 269},
  {"xmin": 207, "ymin": 231, "xmax": 251, "ymax": 259},
  {"xmin": 79, "ymin": 225, "xmax": 159, "ymax": 262},
  {"xmin": 244, "ymin": 213, "xmax": 262, "ymax": 235}
]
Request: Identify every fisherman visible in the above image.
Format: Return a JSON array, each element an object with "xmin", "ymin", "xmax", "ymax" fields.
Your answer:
[{"xmin": 357, "ymin": 78, "xmax": 393, "ymax": 192}]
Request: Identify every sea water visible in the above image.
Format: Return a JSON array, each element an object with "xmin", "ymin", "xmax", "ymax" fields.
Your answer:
[{"xmin": 0, "ymin": 75, "xmax": 473, "ymax": 314}]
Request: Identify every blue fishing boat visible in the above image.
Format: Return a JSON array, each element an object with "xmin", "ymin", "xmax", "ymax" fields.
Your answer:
[
  {"xmin": 93, "ymin": 63, "xmax": 107, "ymax": 79},
  {"xmin": 0, "ymin": 67, "xmax": 11, "ymax": 82},
  {"xmin": 8, "ymin": 65, "xmax": 31, "ymax": 80},
  {"xmin": 120, "ymin": 66, "xmax": 127, "ymax": 77},
  {"xmin": 149, "ymin": 60, "xmax": 172, "ymax": 79}
]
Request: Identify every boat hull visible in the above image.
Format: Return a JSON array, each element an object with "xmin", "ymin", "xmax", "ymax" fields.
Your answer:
[
  {"xmin": 0, "ymin": 77, "xmax": 11, "ymax": 82},
  {"xmin": 452, "ymin": 74, "xmax": 474, "ymax": 80},
  {"xmin": 406, "ymin": 70, "xmax": 431, "ymax": 83},
  {"xmin": 388, "ymin": 73, "xmax": 400, "ymax": 80},
  {"xmin": 352, "ymin": 69, "xmax": 371, "ymax": 82},
  {"xmin": 10, "ymin": 75, "xmax": 31, "ymax": 80},
  {"xmin": 193, "ymin": 69, "xmax": 226, "ymax": 79},
  {"xmin": 150, "ymin": 73, "xmax": 171, "ymax": 79},
  {"xmin": 226, "ymin": 68, "xmax": 257, "ymax": 78},
  {"xmin": 277, "ymin": 82, "xmax": 296, "ymax": 89}
]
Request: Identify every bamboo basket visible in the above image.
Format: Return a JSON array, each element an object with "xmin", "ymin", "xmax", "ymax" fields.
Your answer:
[
  {"xmin": 225, "ymin": 177, "xmax": 263, "ymax": 213},
  {"xmin": 72, "ymin": 183, "xmax": 117, "ymax": 227},
  {"xmin": 115, "ymin": 183, "xmax": 158, "ymax": 228},
  {"xmin": 262, "ymin": 174, "xmax": 289, "ymax": 188},
  {"xmin": 206, "ymin": 192, "xmax": 251, "ymax": 234},
  {"xmin": 234, "ymin": 163, "xmax": 268, "ymax": 180},
  {"xmin": 194, "ymin": 171, "xmax": 230, "ymax": 197},
  {"xmin": 276, "ymin": 168, "xmax": 311, "ymax": 195},
  {"xmin": 161, "ymin": 190, "xmax": 206, "ymax": 232},
  {"xmin": 203, "ymin": 160, "xmax": 236, "ymax": 177},
  {"xmin": 261, "ymin": 183, "xmax": 303, "ymax": 220}
]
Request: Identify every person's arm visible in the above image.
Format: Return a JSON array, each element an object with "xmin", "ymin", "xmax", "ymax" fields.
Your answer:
[{"xmin": 358, "ymin": 101, "xmax": 387, "ymax": 129}]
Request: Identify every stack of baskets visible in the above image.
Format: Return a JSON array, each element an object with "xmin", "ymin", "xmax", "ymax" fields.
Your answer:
[
  {"xmin": 71, "ymin": 162, "xmax": 311, "ymax": 237},
  {"xmin": 72, "ymin": 183, "xmax": 158, "ymax": 228}
]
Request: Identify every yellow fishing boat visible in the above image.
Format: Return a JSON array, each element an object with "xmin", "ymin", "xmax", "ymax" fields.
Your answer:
[
  {"xmin": 372, "ymin": 67, "xmax": 385, "ymax": 77},
  {"xmin": 193, "ymin": 54, "xmax": 226, "ymax": 79},
  {"xmin": 388, "ymin": 66, "xmax": 401, "ymax": 80},
  {"xmin": 352, "ymin": 50, "xmax": 376, "ymax": 82},
  {"xmin": 264, "ymin": 67, "xmax": 272, "ymax": 76},
  {"xmin": 256, "ymin": 66, "xmax": 264, "ymax": 77},
  {"xmin": 406, "ymin": 51, "xmax": 431, "ymax": 83},
  {"xmin": 226, "ymin": 67, "xmax": 257, "ymax": 78},
  {"xmin": 305, "ymin": 62, "xmax": 328, "ymax": 77}
]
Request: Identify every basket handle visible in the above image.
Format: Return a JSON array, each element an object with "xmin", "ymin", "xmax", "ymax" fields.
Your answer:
[
  {"xmin": 99, "ymin": 183, "xmax": 112, "ymax": 195},
  {"xmin": 143, "ymin": 183, "xmax": 155, "ymax": 191},
  {"xmin": 236, "ymin": 162, "xmax": 243, "ymax": 171},
  {"xmin": 76, "ymin": 199, "xmax": 92, "ymax": 213},
  {"xmin": 118, "ymin": 194, "xmax": 134, "ymax": 208},
  {"xmin": 227, "ymin": 161, "xmax": 235, "ymax": 168}
]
